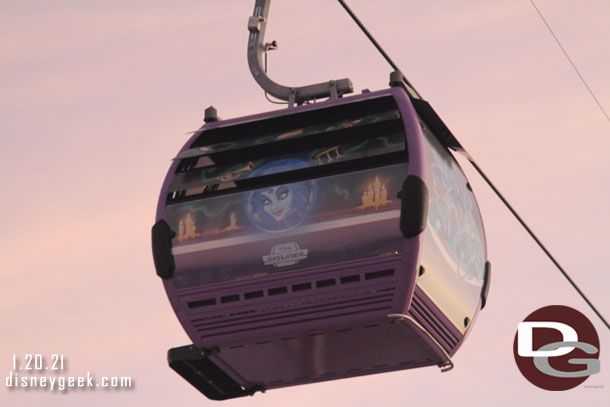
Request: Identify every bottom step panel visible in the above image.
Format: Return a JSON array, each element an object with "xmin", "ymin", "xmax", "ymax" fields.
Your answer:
[
  {"xmin": 168, "ymin": 346, "xmax": 264, "ymax": 401},
  {"xmin": 168, "ymin": 315, "xmax": 448, "ymax": 400}
]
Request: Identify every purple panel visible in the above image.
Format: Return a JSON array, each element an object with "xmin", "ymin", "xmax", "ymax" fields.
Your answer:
[
  {"xmin": 209, "ymin": 317, "xmax": 443, "ymax": 390},
  {"xmin": 176, "ymin": 254, "xmax": 417, "ymax": 348}
]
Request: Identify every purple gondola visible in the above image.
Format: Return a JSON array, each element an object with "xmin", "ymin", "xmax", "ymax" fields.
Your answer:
[{"xmin": 152, "ymin": 83, "xmax": 491, "ymax": 400}]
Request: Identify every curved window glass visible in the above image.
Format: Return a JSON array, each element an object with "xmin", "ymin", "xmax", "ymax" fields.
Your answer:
[{"xmin": 419, "ymin": 121, "xmax": 486, "ymax": 331}]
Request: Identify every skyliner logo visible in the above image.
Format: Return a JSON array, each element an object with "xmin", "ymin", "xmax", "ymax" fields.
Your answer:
[{"xmin": 263, "ymin": 242, "xmax": 308, "ymax": 267}]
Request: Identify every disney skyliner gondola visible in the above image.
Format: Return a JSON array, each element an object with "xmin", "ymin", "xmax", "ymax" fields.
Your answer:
[{"xmin": 151, "ymin": 1, "xmax": 493, "ymax": 400}]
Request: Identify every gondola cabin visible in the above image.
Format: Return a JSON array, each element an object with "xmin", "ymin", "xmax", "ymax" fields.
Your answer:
[{"xmin": 152, "ymin": 86, "xmax": 490, "ymax": 400}]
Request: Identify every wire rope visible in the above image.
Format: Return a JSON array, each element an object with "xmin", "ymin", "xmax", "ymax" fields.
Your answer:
[{"xmin": 529, "ymin": 0, "xmax": 610, "ymax": 127}]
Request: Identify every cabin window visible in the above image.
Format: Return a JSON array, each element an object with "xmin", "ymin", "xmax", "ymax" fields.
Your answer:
[{"xmin": 167, "ymin": 95, "xmax": 407, "ymax": 204}]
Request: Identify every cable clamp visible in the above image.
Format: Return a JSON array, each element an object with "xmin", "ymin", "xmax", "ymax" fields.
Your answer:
[{"xmin": 248, "ymin": 16, "xmax": 265, "ymax": 32}]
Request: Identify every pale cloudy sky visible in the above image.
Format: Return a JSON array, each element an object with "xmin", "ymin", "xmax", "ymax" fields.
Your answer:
[{"xmin": 1, "ymin": 1, "xmax": 609, "ymax": 406}]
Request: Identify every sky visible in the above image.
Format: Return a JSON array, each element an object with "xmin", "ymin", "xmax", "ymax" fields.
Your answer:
[{"xmin": 1, "ymin": 0, "xmax": 609, "ymax": 405}]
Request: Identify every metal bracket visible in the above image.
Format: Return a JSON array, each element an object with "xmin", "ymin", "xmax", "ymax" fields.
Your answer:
[
  {"xmin": 389, "ymin": 70, "xmax": 421, "ymax": 100},
  {"xmin": 388, "ymin": 314, "xmax": 454, "ymax": 372},
  {"xmin": 248, "ymin": 0, "xmax": 353, "ymax": 106}
]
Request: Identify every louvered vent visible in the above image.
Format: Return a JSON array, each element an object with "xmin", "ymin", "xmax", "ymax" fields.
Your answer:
[
  {"xmin": 177, "ymin": 263, "xmax": 400, "ymax": 340},
  {"xmin": 408, "ymin": 286, "xmax": 460, "ymax": 353}
]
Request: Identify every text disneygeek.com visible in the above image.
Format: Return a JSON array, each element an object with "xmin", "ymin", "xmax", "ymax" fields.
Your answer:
[{"xmin": 3, "ymin": 354, "xmax": 133, "ymax": 393}]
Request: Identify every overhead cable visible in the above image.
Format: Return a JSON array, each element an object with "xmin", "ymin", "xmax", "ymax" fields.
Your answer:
[{"xmin": 338, "ymin": 0, "xmax": 610, "ymax": 331}]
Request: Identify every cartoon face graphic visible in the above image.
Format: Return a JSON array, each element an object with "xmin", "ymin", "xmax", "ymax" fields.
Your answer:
[
  {"xmin": 245, "ymin": 159, "xmax": 317, "ymax": 232},
  {"xmin": 260, "ymin": 185, "xmax": 293, "ymax": 221}
]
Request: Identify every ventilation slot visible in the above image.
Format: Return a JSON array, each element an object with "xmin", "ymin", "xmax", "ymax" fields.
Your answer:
[
  {"xmin": 220, "ymin": 294, "xmax": 240, "ymax": 304},
  {"xmin": 244, "ymin": 291, "xmax": 264, "ymax": 300},
  {"xmin": 316, "ymin": 279, "xmax": 336, "ymax": 288},
  {"xmin": 268, "ymin": 286, "xmax": 288, "ymax": 296},
  {"xmin": 340, "ymin": 275, "xmax": 360, "ymax": 284},
  {"xmin": 188, "ymin": 298, "xmax": 217, "ymax": 309},
  {"xmin": 182, "ymin": 267, "xmax": 396, "ymax": 312},
  {"xmin": 365, "ymin": 269, "xmax": 394, "ymax": 280},
  {"xmin": 292, "ymin": 282, "xmax": 312, "ymax": 292}
]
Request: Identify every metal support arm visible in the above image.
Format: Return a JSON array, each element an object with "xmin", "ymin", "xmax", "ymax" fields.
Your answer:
[{"xmin": 248, "ymin": 0, "xmax": 353, "ymax": 105}]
